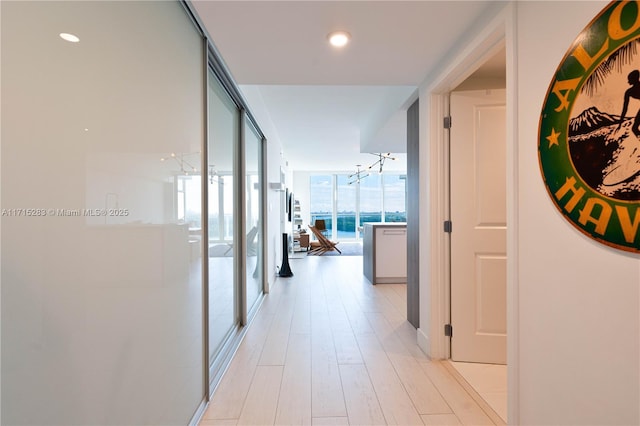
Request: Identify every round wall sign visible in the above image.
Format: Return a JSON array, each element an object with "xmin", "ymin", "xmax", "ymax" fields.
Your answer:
[{"xmin": 539, "ymin": 0, "xmax": 640, "ymax": 252}]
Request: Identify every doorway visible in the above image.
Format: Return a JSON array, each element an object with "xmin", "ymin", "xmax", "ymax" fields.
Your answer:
[
  {"xmin": 448, "ymin": 87, "xmax": 507, "ymax": 423},
  {"xmin": 445, "ymin": 47, "xmax": 507, "ymax": 422}
]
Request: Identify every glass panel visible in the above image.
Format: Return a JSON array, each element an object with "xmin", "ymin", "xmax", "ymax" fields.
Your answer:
[
  {"xmin": 384, "ymin": 174, "xmax": 407, "ymax": 222},
  {"xmin": 310, "ymin": 175, "xmax": 333, "ymax": 234},
  {"xmin": 1, "ymin": 1, "xmax": 204, "ymax": 424},
  {"xmin": 208, "ymin": 177, "xmax": 221, "ymax": 240},
  {"xmin": 178, "ymin": 178, "xmax": 186, "ymax": 221},
  {"xmin": 359, "ymin": 174, "xmax": 383, "ymax": 232},
  {"xmin": 222, "ymin": 175, "xmax": 235, "ymax": 240},
  {"xmin": 336, "ymin": 175, "xmax": 357, "ymax": 240},
  {"xmin": 183, "ymin": 175, "xmax": 202, "ymax": 228},
  {"xmin": 208, "ymin": 72, "xmax": 239, "ymax": 362},
  {"xmin": 245, "ymin": 120, "xmax": 262, "ymax": 312}
]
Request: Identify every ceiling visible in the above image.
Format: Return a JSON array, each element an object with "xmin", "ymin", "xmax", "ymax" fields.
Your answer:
[{"xmin": 192, "ymin": 1, "xmax": 504, "ymax": 172}]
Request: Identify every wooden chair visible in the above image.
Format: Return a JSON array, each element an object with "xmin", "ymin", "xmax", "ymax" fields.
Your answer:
[
  {"xmin": 314, "ymin": 219, "xmax": 328, "ymax": 237},
  {"xmin": 308, "ymin": 225, "xmax": 341, "ymax": 255}
]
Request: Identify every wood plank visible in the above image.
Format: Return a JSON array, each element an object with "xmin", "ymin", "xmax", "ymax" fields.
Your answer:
[
  {"xmin": 339, "ymin": 364, "xmax": 386, "ymax": 426},
  {"xmin": 275, "ymin": 333, "xmax": 312, "ymax": 425},
  {"xmin": 419, "ymin": 361, "xmax": 494, "ymax": 425},
  {"xmin": 337, "ymin": 283, "xmax": 377, "ymax": 335},
  {"xmin": 199, "ymin": 419, "xmax": 238, "ymax": 426},
  {"xmin": 333, "ymin": 331, "xmax": 363, "ymax": 365},
  {"xmin": 345, "ymin": 309, "xmax": 376, "ymax": 335},
  {"xmin": 260, "ymin": 275, "xmax": 287, "ymax": 314},
  {"xmin": 312, "ymin": 417, "xmax": 350, "ymax": 425},
  {"xmin": 390, "ymin": 283, "xmax": 407, "ymax": 300},
  {"xmin": 395, "ymin": 320, "xmax": 430, "ymax": 361},
  {"xmin": 291, "ymin": 287, "xmax": 311, "ymax": 334},
  {"xmin": 366, "ymin": 312, "xmax": 451, "ymax": 415},
  {"xmin": 421, "ymin": 414, "xmax": 462, "ymax": 426},
  {"xmin": 203, "ymin": 311, "xmax": 276, "ymax": 420},
  {"xmin": 355, "ymin": 333, "xmax": 424, "ymax": 425},
  {"xmin": 310, "ymin": 276, "xmax": 329, "ymax": 315},
  {"xmin": 258, "ymin": 285, "xmax": 295, "ymax": 366},
  {"xmin": 206, "ymin": 256, "xmax": 505, "ymax": 426},
  {"xmin": 311, "ymin": 313, "xmax": 347, "ymax": 418},
  {"xmin": 237, "ymin": 365, "xmax": 283, "ymax": 426},
  {"xmin": 328, "ymin": 305, "xmax": 352, "ymax": 332},
  {"xmin": 375, "ymin": 284, "xmax": 407, "ymax": 317}
]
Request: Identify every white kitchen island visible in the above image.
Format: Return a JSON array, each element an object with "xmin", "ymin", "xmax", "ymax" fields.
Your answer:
[{"xmin": 363, "ymin": 222, "xmax": 407, "ymax": 284}]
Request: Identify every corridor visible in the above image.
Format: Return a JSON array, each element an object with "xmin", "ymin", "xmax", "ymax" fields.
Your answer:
[{"xmin": 199, "ymin": 255, "xmax": 502, "ymax": 425}]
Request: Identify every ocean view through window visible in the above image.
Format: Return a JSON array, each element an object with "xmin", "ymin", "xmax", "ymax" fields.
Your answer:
[{"xmin": 309, "ymin": 173, "xmax": 406, "ymax": 240}]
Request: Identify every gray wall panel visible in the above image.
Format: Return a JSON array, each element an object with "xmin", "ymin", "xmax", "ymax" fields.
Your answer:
[{"xmin": 406, "ymin": 99, "xmax": 419, "ymax": 327}]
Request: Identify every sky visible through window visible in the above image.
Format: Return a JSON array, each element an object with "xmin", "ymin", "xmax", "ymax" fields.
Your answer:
[{"xmin": 310, "ymin": 175, "xmax": 332, "ymax": 213}]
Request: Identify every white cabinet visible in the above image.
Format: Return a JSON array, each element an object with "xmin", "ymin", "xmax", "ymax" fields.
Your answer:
[
  {"xmin": 363, "ymin": 223, "xmax": 407, "ymax": 284},
  {"xmin": 375, "ymin": 227, "xmax": 407, "ymax": 280}
]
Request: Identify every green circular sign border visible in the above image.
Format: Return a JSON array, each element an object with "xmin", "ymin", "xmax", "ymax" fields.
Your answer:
[{"xmin": 538, "ymin": 0, "xmax": 640, "ymax": 253}]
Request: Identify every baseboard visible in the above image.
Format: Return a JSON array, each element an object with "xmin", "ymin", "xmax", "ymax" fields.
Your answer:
[
  {"xmin": 374, "ymin": 277, "xmax": 407, "ymax": 284},
  {"xmin": 417, "ymin": 327, "xmax": 431, "ymax": 357}
]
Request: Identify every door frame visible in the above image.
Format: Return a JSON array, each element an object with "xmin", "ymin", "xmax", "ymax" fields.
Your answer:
[{"xmin": 416, "ymin": 3, "xmax": 519, "ymax": 423}]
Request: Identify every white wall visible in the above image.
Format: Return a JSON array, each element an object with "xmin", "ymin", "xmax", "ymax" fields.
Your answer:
[
  {"xmin": 266, "ymin": 136, "xmax": 286, "ymax": 287},
  {"xmin": 293, "ymin": 171, "xmax": 312, "ymax": 229},
  {"xmin": 516, "ymin": 1, "xmax": 639, "ymax": 424},
  {"xmin": 418, "ymin": 1, "xmax": 639, "ymax": 424}
]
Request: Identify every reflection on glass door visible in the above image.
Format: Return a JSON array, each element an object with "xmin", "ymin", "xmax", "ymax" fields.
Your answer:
[
  {"xmin": 207, "ymin": 70, "xmax": 239, "ymax": 363},
  {"xmin": 244, "ymin": 119, "xmax": 263, "ymax": 314}
]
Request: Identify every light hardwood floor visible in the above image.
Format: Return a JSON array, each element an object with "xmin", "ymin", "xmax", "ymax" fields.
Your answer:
[{"xmin": 200, "ymin": 255, "xmax": 501, "ymax": 426}]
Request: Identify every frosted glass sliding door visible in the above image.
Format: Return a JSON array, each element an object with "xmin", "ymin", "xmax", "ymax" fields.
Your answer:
[{"xmin": 1, "ymin": 1, "xmax": 205, "ymax": 424}]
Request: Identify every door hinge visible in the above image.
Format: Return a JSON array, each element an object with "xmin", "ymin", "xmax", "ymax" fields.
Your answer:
[
  {"xmin": 444, "ymin": 220, "xmax": 452, "ymax": 233},
  {"xmin": 443, "ymin": 116, "xmax": 452, "ymax": 129},
  {"xmin": 445, "ymin": 324, "xmax": 453, "ymax": 337}
]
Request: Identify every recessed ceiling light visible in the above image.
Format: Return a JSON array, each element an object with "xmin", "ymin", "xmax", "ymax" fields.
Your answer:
[
  {"xmin": 328, "ymin": 31, "xmax": 350, "ymax": 48},
  {"xmin": 59, "ymin": 33, "xmax": 80, "ymax": 43}
]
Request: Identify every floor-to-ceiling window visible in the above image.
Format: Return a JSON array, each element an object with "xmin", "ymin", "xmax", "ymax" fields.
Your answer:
[
  {"xmin": 383, "ymin": 174, "xmax": 407, "ymax": 222},
  {"xmin": 336, "ymin": 175, "xmax": 357, "ymax": 239},
  {"xmin": 359, "ymin": 173, "xmax": 383, "ymax": 232},
  {"xmin": 309, "ymin": 174, "xmax": 333, "ymax": 232},
  {"xmin": 309, "ymin": 173, "xmax": 406, "ymax": 240}
]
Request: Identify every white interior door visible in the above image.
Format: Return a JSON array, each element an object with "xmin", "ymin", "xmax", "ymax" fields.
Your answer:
[{"xmin": 450, "ymin": 89, "xmax": 507, "ymax": 364}]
